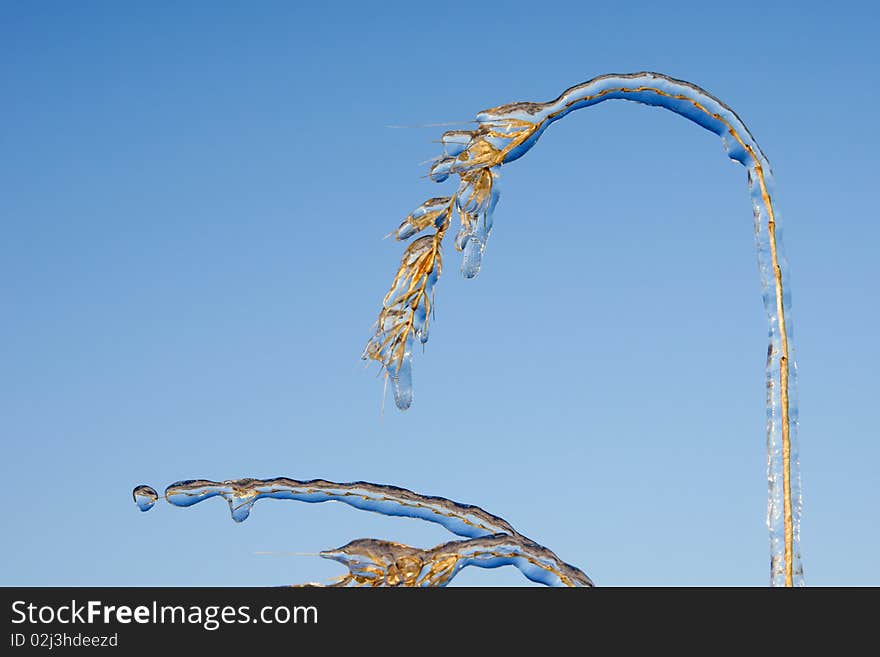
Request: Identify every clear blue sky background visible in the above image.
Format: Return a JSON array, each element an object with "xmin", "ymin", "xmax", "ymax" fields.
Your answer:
[{"xmin": 2, "ymin": 1, "xmax": 877, "ymax": 586}]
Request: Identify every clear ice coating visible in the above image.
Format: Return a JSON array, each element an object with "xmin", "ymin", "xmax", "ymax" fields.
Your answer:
[
  {"xmin": 131, "ymin": 478, "xmax": 592, "ymax": 587},
  {"xmin": 311, "ymin": 535, "xmax": 592, "ymax": 588},
  {"xmin": 364, "ymin": 72, "xmax": 802, "ymax": 586},
  {"xmin": 132, "ymin": 485, "xmax": 158, "ymax": 512}
]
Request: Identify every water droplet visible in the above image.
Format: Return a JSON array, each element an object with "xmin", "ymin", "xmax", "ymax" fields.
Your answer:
[
  {"xmin": 132, "ymin": 485, "xmax": 158, "ymax": 512},
  {"xmin": 228, "ymin": 493, "xmax": 257, "ymax": 523},
  {"xmin": 412, "ymin": 304, "xmax": 428, "ymax": 343},
  {"xmin": 395, "ymin": 221, "xmax": 418, "ymax": 240},
  {"xmin": 392, "ymin": 352, "xmax": 413, "ymax": 410},
  {"xmin": 461, "ymin": 237, "xmax": 484, "ymax": 278},
  {"xmin": 429, "ymin": 157, "xmax": 453, "ymax": 183},
  {"xmin": 441, "ymin": 130, "xmax": 474, "ymax": 157}
]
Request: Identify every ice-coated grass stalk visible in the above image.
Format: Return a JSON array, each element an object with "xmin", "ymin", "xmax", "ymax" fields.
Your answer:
[
  {"xmin": 132, "ymin": 479, "xmax": 592, "ymax": 587},
  {"xmin": 365, "ymin": 73, "xmax": 802, "ymax": 586}
]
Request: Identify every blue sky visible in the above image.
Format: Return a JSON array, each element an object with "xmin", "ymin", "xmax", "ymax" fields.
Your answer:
[{"xmin": 2, "ymin": 0, "xmax": 877, "ymax": 586}]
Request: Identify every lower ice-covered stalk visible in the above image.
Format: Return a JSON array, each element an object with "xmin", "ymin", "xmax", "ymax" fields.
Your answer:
[
  {"xmin": 364, "ymin": 72, "xmax": 802, "ymax": 586},
  {"xmin": 310, "ymin": 535, "xmax": 591, "ymax": 588},
  {"xmin": 132, "ymin": 478, "xmax": 593, "ymax": 587}
]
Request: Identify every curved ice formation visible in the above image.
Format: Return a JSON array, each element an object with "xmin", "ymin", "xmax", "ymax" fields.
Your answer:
[
  {"xmin": 310, "ymin": 535, "xmax": 592, "ymax": 588},
  {"xmin": 159, "ymin": 477, "xmax": 518, "ymax": 537},
  {"xmin": 364, "ymin": 72, "xmax": 801, "ymax": 586},
  {"xmin": 132, "ymin": 477, "xmax": 591, "ymax": 587}
]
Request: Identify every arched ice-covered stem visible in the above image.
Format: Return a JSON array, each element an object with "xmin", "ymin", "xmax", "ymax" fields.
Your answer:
[
  {"xmin": 365, "ymin": 72, "xmax": 802, "ymax": 586},
  {"xmin": 132, "ymin": 478, "xmax": 593, "ymax": 587}
]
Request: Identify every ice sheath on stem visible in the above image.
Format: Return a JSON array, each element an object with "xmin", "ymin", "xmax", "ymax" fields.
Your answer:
[
  {"xmin": 132, "ymin": 477, "xmax": 593, "ymax": 587},
  {"xmin": 364, "ymin": 72, "xmax": 802, "ymax": 586}
]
